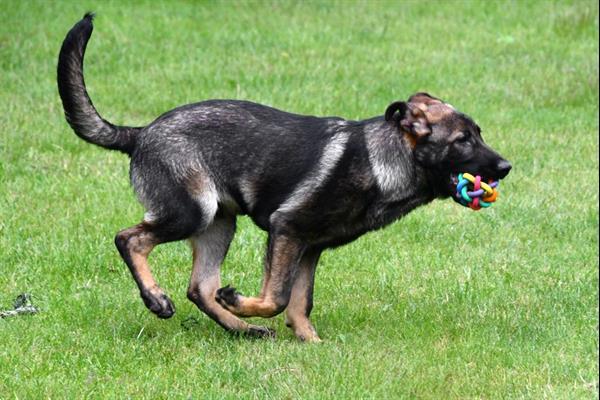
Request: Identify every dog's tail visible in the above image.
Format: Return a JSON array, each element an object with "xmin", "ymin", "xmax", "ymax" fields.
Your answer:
[{"xmin": 57, "ymin": 13, "xmax": 139, "ymax": 155}]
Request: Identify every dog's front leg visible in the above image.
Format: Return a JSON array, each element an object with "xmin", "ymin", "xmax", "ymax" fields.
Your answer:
[
  {"xmin": 215, "ymin": 234, "xmax": 304, "ymax": 318},
  {"xmin": 285, "ymin": 248, "xmax": 322, "ymax": 342}
]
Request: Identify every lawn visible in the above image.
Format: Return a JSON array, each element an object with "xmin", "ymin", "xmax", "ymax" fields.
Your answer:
[{"xmin": 0, "ymin": 0, "xmax": 598, "ymax": 398}]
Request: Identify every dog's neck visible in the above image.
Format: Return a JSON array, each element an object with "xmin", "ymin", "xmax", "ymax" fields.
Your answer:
[{"xmin": 363, "ymin": 119, "xmax": 433, "ymax": 203}]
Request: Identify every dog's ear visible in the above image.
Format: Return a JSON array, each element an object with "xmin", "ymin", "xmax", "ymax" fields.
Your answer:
[
  {"xmin": 401, "ymin": 104, "xmax": 431, "ymax": 138},
  {"xmin": 384, "ymin": 101, "xmax": 407, "ymax": 122},
  {"xmin": 386, "ymin": 100, "xmax": 431, "ymax": 139},
  {"xmin": 408, "ymin": 92, "xmax": 442, "ymax": 105}
]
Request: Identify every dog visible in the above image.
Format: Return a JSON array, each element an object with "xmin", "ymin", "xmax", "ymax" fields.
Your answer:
[{"xmin": 57, "ymin": 14, "xmax": 511, "ymax": 342}]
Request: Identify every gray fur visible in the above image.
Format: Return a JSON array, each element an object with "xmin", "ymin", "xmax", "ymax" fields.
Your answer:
[
  {"xmin": 365, "ymin": 121, "xmax": 415, "ymax": 200},
  {"xmin": 276, "ymin": 131, "xmax": 350, "ymax": 215}
]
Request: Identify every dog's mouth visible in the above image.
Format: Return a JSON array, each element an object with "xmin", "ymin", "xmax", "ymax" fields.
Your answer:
[
  {"xmin": 448, "ymin": 173, "xmax": 461, "ymax": 195},
  {"xmin": 448, "ymin": 173, "xmax": 459, "ymax": 202},
  {"xmin": 449, "ymin": 172, "xmax": 502, "ymax": 204},
  {"xmin": 449, "ymin": 172, "xmax": 501, "ymax": 186},
  {"xmin": 450, "ymin": 173, "xmax": 460, "ymax": 186}
]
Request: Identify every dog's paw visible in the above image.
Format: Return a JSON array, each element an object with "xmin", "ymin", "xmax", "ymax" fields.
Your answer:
[
  {"xmin": 141, "ymin": 290, "xmax": 175, "ymax": 319},
  {"xmin": 246, "ymin": 324, "xmax": 276, "ymax": 339},
  {"xmin": 295, "ymin": 329, "xmax": 322, "ymax": 343},
  {"xmin": 215, "ymin": 285, "xmax": 240, "ymax": 309}
]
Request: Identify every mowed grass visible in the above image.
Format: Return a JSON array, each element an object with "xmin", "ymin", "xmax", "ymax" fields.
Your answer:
[{"xmin": 0, "ymin": 0, "xmax": 598, "ymax": 398}]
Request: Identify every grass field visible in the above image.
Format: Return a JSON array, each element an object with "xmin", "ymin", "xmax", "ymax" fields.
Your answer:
[{"xmin": 1, "ymin": 0, "xmax": 598, "ymax": 398}]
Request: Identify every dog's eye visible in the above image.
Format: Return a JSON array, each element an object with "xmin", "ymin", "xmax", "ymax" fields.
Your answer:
[{"xmin": 456, "ymin": 132, "xmax": 470, "ymax": 142}]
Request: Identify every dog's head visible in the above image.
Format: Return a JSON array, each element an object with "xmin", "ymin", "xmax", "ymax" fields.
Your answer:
[{"xmin": 385, "ymin": 92, "xmax": 511, "ymax": 197}]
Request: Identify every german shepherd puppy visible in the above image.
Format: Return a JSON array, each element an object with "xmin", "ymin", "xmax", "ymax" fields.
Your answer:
[{"xmin": 58, "ymin": 14, "xmax": 511, "ymax": 341}]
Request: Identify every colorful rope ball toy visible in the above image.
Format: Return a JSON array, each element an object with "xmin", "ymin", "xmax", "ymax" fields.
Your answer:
[{"xmin": 455, "ymin": 172, "xmax": 499, "ymax": 211}]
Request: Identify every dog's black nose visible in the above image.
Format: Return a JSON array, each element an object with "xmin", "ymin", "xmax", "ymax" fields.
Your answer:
[{"xmin": 496, "ymin": 159, "xmax": 512, "ymax": 179}]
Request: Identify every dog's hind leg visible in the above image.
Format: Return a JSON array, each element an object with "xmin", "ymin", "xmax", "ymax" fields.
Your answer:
[
  {"xmin": 215, "ymin": 234, "xmax": 305, "ymax": 319},
  {"xmin": 187, "ymin": 216, "xmax": 274, "ymax": 337},
  {"xmin": 115, "ymin": 196, "xmax": 205, "ymax": 319},
  {"xmin": 115, "ymin": 223, "xmax": 175, "ymax": 318},
  {"xmin": 284, "ymin": 248, "xmax": 321, "ymax": 342}
]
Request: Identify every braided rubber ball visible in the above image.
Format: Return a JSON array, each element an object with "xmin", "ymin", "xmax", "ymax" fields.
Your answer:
[{"xmin": 455, "ymin": 173, "xmax": 499, "ymax": 211}]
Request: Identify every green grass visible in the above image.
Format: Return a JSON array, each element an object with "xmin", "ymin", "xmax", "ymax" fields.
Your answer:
[{"xmin": 1, "ymin": 0, "xmax": 598, "ymax": 398}]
